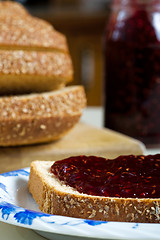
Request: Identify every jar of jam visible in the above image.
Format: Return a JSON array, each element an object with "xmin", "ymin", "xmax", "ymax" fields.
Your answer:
[{"xmin": 104, "ymin": 0, "xmax": 160, "ymax": 146}]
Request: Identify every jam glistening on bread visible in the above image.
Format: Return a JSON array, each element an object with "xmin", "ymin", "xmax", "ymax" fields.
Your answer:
[{"xmin": 29, "ymin": 154, "xmax": 160, "ymax": 223}]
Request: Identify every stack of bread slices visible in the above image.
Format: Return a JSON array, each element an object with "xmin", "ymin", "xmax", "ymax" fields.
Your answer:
[{"xmin": 0, "ymin": 1, "xmax": 86, "ymax": 146}]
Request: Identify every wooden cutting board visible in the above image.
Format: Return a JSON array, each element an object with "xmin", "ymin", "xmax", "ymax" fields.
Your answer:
[{"xmin": 0, "ymin": 122, "xmax": 145, "ymax": 173}]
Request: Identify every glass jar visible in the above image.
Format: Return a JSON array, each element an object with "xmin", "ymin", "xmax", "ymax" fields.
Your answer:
[{"xmin": 104, "ymin": 0, "xmax": 160, "ymax": 146}]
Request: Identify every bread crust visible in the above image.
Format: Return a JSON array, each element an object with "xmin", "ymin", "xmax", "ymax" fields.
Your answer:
[
  {"xmin": 0, "ymin": 1, "xmax": 73, "ymax": 93},
  {"xmin": 0, "ymin": 50, "xmax": 73, "ymax": 94},
  {"xmin": 0, "ymin": 1, "xmax": 68, "ymax": 52},
  {"xmin": 29, "ymin": 161, "xmax": 160, "ymax": 223},
  {"xmin": 0, "ymin": 86, "xmax": 86, "ymax": 146}
]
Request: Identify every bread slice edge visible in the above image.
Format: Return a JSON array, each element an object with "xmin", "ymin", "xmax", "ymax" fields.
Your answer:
[{"xmin": 28, "ymin": 160, "xmax": 160, "ymax": 223}]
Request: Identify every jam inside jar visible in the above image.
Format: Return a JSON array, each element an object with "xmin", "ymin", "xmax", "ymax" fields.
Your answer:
[{"xmin": 104, "ymin": 0, "xmax": 160, "ymax": 146}]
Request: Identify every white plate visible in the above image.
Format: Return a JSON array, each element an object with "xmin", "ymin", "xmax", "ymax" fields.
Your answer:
[{"xmin": 0, "ymin": 168, "xmax": 160, "ymax": 240}]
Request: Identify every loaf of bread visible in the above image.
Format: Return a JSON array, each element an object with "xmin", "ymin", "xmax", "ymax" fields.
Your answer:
[
  {"xmin": 0, "ymin": 86, "xmax": 86, "ymax": 146},
  {"xmin": 29, "ymin": 159, "xmax": 160, "ymax": 223},
  {"xmin": 0, "ymin": 1, "xmax": 73, "ymax": 94}
]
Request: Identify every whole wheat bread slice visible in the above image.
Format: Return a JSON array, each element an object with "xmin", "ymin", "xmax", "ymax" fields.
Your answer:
[
  {"xmin": 0, "ymin": 1, "xmax": 68, "ymax": 51},
  {"xmin": 0, "ymin": 86, "xmax": 86, "ymax": 146},
  {"xmin": 0, "ymin": 50, "xmax": 73, "ymax": 94},
  {"xmin": 0, "ymin": 1, "xmax": 73, "ymax": 94},
  {"xmin": 29, "ymin": 160, "xmax": 160, "ymax": 223}
]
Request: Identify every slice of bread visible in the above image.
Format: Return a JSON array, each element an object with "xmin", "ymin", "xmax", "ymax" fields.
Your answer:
[
  {"xmin": 29, "ymin": 160, "xmax": 160, "ymax": 223},
  {"xmin": 0, "ymin": 50, "xmax": 73, "ymax": 94},
  {"xmin": 0, "ymin": 1, "xmax": 73, "ymax": 94},
  {"xmin": 0, "ymin": 86, "xmax": 86, "ymax": 146},
  {"xmin": 0, "ymin": 1, "xmax": 68, "ymax": 51}
]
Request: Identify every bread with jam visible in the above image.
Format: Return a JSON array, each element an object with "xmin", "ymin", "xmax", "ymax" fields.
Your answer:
[{"xmin": 29, "ymin": 154, "xmax": 160, "ymax": 223}]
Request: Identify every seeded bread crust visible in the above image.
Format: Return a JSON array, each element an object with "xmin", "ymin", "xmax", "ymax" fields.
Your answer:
[
  {"xmin": 29, "ymin": 160, "xmax": 160, "ymax": 223},
  {"xmin": 0, "ymin": 1, "xmax": 73, "ymax": 94},
  {"xmin": 0, "ymin": 1, "xmax": 68, "ymax": 51},
  {"xmin": 0, "ymin": 86, "xmax": 86, "ymax": 146},
  {"xmin": 0, "ymin": 50, "xmax": 73, "ymax": 94}
]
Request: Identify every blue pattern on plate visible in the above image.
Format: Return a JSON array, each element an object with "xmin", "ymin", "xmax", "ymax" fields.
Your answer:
[
  {"xmin": 1, "ymin": 169, "xmax": 29, "ymax": 177},
  {"xmin": 14, "ymin": 210, "xmax": 48, "ymax": 225},
  {"xmin": 0, "ymin": 202, "xmax": 17, "ymax": 220},
  {"xmin": 132, "ymin": 223, "xmax": 139, "ymax": 229},
  {"xmin": 0, "ymin": 183, "xmax": 8, "ymax": 194},
  {"xmin": 0, "ymin": 201, "xmax": 51, "ymax": 225},
  {"xmin": 84, "ymin": 220, "xmax": 107, "ymax": 226}
]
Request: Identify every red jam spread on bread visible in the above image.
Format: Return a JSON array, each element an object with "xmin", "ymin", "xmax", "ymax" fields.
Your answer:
[{"xmin": 51, "ymin": 154, "xmax": 160, "ymax": 198}]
